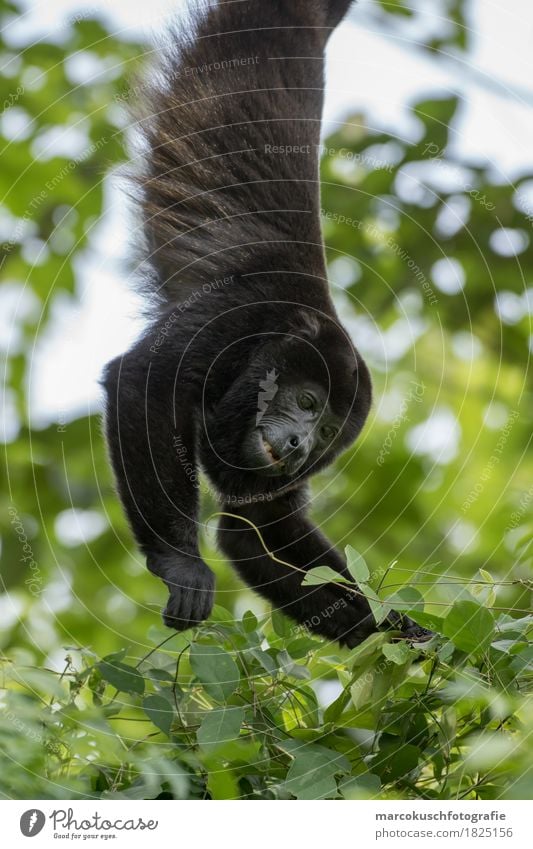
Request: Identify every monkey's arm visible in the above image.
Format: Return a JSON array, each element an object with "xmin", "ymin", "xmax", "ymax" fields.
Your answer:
[
  {"xmin": 102, "ymin": 334, "xmax": 214, "ymax": 630},
  {"xmin": 218, "ymin": 490, "xmax": 432, "ymax": 647},
  {"xmin": 217, "ymin": 490, "xmax": 376, "ymax": 647}
]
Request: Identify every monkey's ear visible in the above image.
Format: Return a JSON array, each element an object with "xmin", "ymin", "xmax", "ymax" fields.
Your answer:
[{"xmin": 290, "ymin": 310, "xmax": 321, "ymax": 341}]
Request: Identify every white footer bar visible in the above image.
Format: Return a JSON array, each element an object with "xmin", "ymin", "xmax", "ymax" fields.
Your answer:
[{"xmin": 5, "ymin": 800, "xmax": 529, "ymax": 848}]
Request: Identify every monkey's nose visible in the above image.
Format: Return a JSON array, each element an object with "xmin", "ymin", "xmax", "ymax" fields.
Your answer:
[{"xmin": 283, "ymin": 434, "xmax": 309, "ymax": 462}]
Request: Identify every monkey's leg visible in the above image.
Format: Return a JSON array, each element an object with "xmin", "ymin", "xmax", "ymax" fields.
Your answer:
[{"xmin": 102, "ymin": 338, "xmax": 214, "ymax": 631}]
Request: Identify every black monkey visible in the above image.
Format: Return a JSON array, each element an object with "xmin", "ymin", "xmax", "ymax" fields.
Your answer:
[{"xmin": 102, "ymin": 0, "xmax": 431, "ymax": 647}]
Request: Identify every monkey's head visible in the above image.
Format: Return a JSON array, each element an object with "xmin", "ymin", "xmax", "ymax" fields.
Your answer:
[{"xmin": 202, "ymin": 313, "xmax": 372, "ymax": 494}]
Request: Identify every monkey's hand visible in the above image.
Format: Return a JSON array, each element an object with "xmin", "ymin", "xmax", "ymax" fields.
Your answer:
[{"xmin": 147, "ymin": 553, "xmax": 215, "ymax": 631}]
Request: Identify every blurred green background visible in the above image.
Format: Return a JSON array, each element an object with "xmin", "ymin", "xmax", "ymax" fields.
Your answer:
[{"xmin": 0, "ymin": 0, "xmax": 532, "ymax": 797}]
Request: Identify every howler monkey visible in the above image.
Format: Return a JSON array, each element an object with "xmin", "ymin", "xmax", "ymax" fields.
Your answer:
[{"xmin": 102, "ymin": 0, "xmax": 431, "ymax": 647}]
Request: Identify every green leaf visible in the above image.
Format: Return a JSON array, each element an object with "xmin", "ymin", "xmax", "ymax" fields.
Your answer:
[
  {"xmin": 324, "ymin": 687, "xmax": 351, "ymax": 723},
  {"xmin": 98, "ymin": 661, "xmax": 145, "ymax": 695},
  {"xmin": 345, "ymin": 546, "xmax": 370, "ymax": 583},
  {"xmin": 470, "ymin": 569, "xmax": 496, "ymax": 604},
  {"xmin": 302, "ymin": 566, "xmax": 351, "ymax": 586},
  {"xmin": 371, "ymin": 742, "xmax": 420, "ymax": 782},
  {"xmin": 437, "ymin": 640, "xmax": 456, "ymax": 662},
  {"xmin": 368, "ymin": 592, "xmax": 390, "ymax": 625},
  {"xmin": 385, "ymin": 587, "xmax": 425, "ymax": 611},
  {"xmin": 480, "ymin": 569, "xmax": 495, "ymax": 584},
  {"xmin": 209, "ymin": 605, "xmax": 234, "ymax": 623},
  {"xmin": 340, "ymin": 773, "xmax": 381, "ymax": 798},
  {"xmin": 358, "ymin": 582, "xmax": 390, "ymax": 625},
  {"xmin": 277, "ymin": 650, "xmax": 311, "ymax": 679},
  {"xmin": 271, "ymin": 608, "xmax": 295, "ymax": 638},
  {"xmin": 249, "ymin": 648, "xmax": 278, "ymax": 675},
  {"xmin": 443, "ymin": 600, "xmax": 495, "ymax": 655},
  {"xmin": 351, "ymin": 670, "xmax": 375, "ymax": 710},
  {"xmin": 349, "ymin": 631, "xmax": 390, "ymax": 667},
  {"xmin": 284, "ymin": 746, "xmax": 347, "ymax": 800},
  {"xmin": 414, "ymin": 96, "xmax": 460, "ymax": 153},
  {"xmin": 378, "ymin": 0, "xmax": 414, "ymax": 17},
  {"xmin": 197, "ymin": 706, "xmax": 244, "ymax": 752},
  {"xmin": 144, "ymin": 668, "xmax": 176, "ymax": 684},
  {"xmin": 402, "ymin": 611, "xmax": 444, "ymax": 634},
  {"xmin": 463, "ymin": 732, "xmax": 515, "ymax": 771},
  {"xmin": 207, "ymin": 769, "xmax": 240, "ymax": 800},
  {"xmin": 242, "ymin": 610, "xmax": 258, "ymax": 632},
  {"xmin": 286, "ymin": 636, "xmax": 320, "ymax": 659},
  {"xmin": 143, "ymin": 695, "xmax": 174, "ymax": 736},
  {"xmin": 14, "ymin": 668, "xmax": 69, "ymax": 700},
  {"xmin": 102, "ymin": 648, "xmax": 127, "ymax": 664},
  {"xmin": 189, "ymin": 644, "xmax": 240, "ymax": 702},
  {"xmin": 382, "ymin": 642, "xmax": 412, "ymax": 665}
]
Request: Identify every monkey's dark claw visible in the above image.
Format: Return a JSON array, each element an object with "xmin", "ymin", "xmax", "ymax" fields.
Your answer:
[
  {"xmin": 398, "ymin": 622, "xmax": 435, "ymax": 643},
  {"xmin": 151, "ymin": 558, "xmax": 215, "ymax": 631},
  {"xmin": 162, "ymin": 581, "xmax": 214, "ymax": 631},
  {"xmin": 384, "ymin": 610, "xmax": 435, "ymax": 643}
]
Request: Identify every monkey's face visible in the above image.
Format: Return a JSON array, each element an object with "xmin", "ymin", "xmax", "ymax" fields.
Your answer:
[
  {"xmin": 244, "ymin": 381, "xmax": 349, "ymax": 478},
  {"xmin": 204, "ymin": 332, "xmax": 372, "ymax": 489}
]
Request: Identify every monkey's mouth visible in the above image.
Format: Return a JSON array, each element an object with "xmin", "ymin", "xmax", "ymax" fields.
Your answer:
[
  {"xmin": 261, "ymin": 438, "xmax": 286, "ymax": 471},
  {"xmin": 244, "ymin": 430, "xmax": 304, "ymax": 478},
  {"xmin": 258, "ymin": 435, "xmax": 308, "ymax": 477},
  {"xmin": 245, "ymin": 432, "xmax": 289, "ymax": 477}
]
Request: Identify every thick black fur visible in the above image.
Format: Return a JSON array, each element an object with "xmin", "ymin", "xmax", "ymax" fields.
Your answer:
[{"xmin": 102, "ymin": 0, "xmax": 431, "ymax": 648}]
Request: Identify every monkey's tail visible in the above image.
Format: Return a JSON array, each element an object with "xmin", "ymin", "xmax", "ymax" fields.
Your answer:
[{"xmin": 127, "ymin": 0, "xmax": 354, "ymax": 307}]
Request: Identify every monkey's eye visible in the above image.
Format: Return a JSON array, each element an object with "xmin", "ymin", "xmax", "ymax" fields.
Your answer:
[
  {"xmin": 320, "ymin": 425, "xmax": 338, "ymax": 441},
  {"xmin": 298, "ymin": 392, "xmax": 317, "ymax": 411}
]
